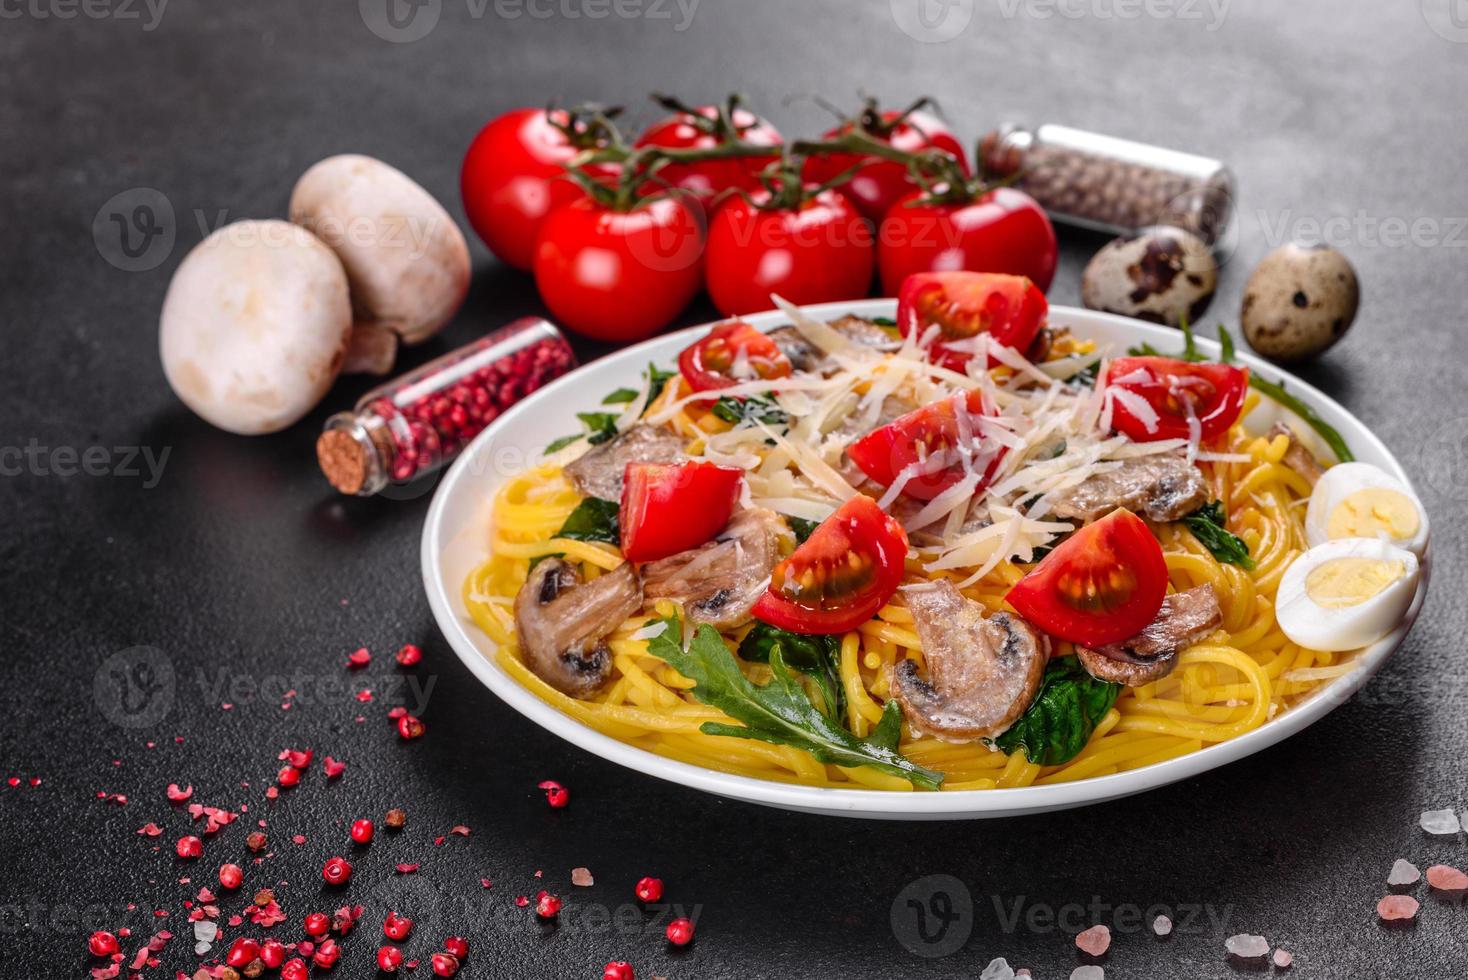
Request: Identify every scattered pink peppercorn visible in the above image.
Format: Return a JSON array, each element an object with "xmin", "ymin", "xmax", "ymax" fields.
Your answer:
[
  {"xmin": 604, "ymin": 962, "xmax": 635, "ymax": 980},
  {"xmin": 377, "ymin": 946, "xmax": 405, "ymax": 972},
  {"xmin": 175, "ymin": 835, "xmax": 203, "ymax": 859},
  {"xmin": 634, "ymin": 877, "xmax": 663, "ymax": 903},
  {"xmin": 396, "ymin": 644, "xmax": 423, "ymax": 666},
  {"xmin": 282, "ymin": 748, "xmax": 313, "ymax": 768},
  {"xmin": 666, "ymin": 916, "xmax": 695, "ymax": 946},
  {"xmin": 322, "ymin": 856, "xmax": 353, "ymax": 886},
  {"xmin": 246, "ymin": 831, "xmax": 268, "ymax": 852},
  {"xmin": 313, "ymin": 937, "xmax": 341, "ymax": 969},
  {"xmin": 347, "ymin": 647, "xmax": 371, "ymax": 669},
  {"xmin": 444, "ymin": 936, "xmax": 469, "ymax": 960},
  {"xmin": 431, "ymin": 952, "xmax": 461, "ymax": 977},
  {"xmin": 225, "ymin": 937, "xmax": 261, "ymax": 968},
  {"xmin": 278, "ymin": 766, "xmax": 301, "ymax": 788},
  {"xmin": 281, "ymin": 957, "xmax": 309, "ymax": 980},
  {"xmin": 350, "ymin": 818, "xmax": 375, "ymax": 845},
  {"xmin": 535, "ymin": 891, "xmax": 562, "ymax": 918},
  {"xmin": 304, "ymin": 912, "xmax": 332, "ymax": 938},
  {"xmin": 218, "ymin": 863, "xmax": 243, "ymax": 890},
  {"xmin": 260, "ymin": 939, "xmax": 287, "ymax": 969},
  {"xmin": 87, "ymin": 931, "xmax": 119, "ymax": 957},
  {"xmin": 539, "ymin": 780, "xmax": 569, "ymax": 808},
  {"xmin": 383, "ymin": 911, "xmax": 413, "ymax": 941},
  {"xmin": 398, "ymin": 714, "xmax": 426, "ymax": 740},
  {"xmin": 384, "ymin": 807, "xmax": 407, "ymax": 829}
]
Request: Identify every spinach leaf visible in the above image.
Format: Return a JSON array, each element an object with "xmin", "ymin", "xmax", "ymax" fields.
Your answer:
[
  {"xmin": 602, "ymin": 387, "xmax": 639, "ymax": 405},
  {"xmin": 870, "ymin": 316, "xmax": 897, "ymax": 328},
  {"xmin": 554, "ymin": 497, "xmax": 619, "ymax": 545},
  {"xmin": 785, "ymin": 516, "xmax": 821, "ymax": 543},
  {"xmin": 1182, "ymin": 500, "xmax": 1255, "ymax": 570},
  {"xmin": 738, "ymin": 623, "xmax": 845, "ymax": 723},
  {"xmin": 646, "ymin": 363, "xmax": 677, "ymax": 406},
  {"xmin": 649, "ymin": 616, "xmax": 941, "ymax": 789},
  {"xmin": 994, "ymin": 657, "xmax": 1121, "ymax": 766},
  {"xmin": 710, "ymin": 394, "xmax": 788, "ymax": 427},
  {"xmin": 577, "ymin": 412, "xmax": 620, "ymax": 445}
]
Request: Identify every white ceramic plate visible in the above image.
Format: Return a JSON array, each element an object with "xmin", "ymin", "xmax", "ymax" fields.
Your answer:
[{"xmin": 421, "ymin": 300, "xmax": 1429, "ymax": 819}]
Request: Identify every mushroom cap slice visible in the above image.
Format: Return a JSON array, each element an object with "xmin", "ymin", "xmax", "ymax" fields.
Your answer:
[
  {"xmin": 894, "ymin": 580, "xmax": 1047, "ymax": 742},
  {"xmin": 1075, "ymin": 584, "xmax": 1223, "ymax": 687},
  {"xmin": 1048, "ymin": 449, "xmax": 1208, "ymax": 524},
  {"xmin": 563, "ymin": 424, "xmax": 687, "ymax": 501},
  {"xmin": 289, "ymin": 154, "xmax": 470, "ymax": 346},
  {"xmin": 514, "ymin": 558, "xmax": 642, "ymax": 698},
  {"xmin": 641, "ymin": 507, "xmax": 793, "ymax": 632},
  {"xmin": 159, "ymin": 219, "xmax": 351, "ymax": 434}
]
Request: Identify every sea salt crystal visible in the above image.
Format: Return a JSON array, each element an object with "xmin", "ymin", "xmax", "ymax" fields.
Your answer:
[
  {"xmin": 192, "ymin": 921, "xmax": 217, "ymax": 942},
  {"xmin": 1225, "ymin": 934, "xmax": 1270, "ymax": 959},
  {"xmin": 1377, "ymin": 895, "xmax": 1419, "ymax": 921},
  {"xmin": 1070, "ymin": 967, "xmax": 1104, "ymax": 980},
  {"xmin": 1419, "ymin": 808, "xmax": 1460, "ymax": 835},
  {"xmin": 1273, "ymin": 948, "xmax": 1293, "ymax": 969},
  {"xmin": 1076, "ymin": 924, "xmax": 1111, "ymax": 956},
  {"xmin": 194, "ymin": 940, "xmax": 211, "ymax": 956},
  {"xmin": 571, "ymin": 867, "xmax": 594, "ymax": 887},
  {"xmin": 1388, "ymin": 858, "xmax": 1421, "ymax": 887},
  {"xmin": 1426, "ymin": 864, "xmax": 1468, "ymax": 891},
  {"xmin": 1153, "ymin": 914, "xmax": 1173, "ymax": 937},
  {"xmin": 980, "ymin": 958, "xmax": 1015, "ymax": 980}
]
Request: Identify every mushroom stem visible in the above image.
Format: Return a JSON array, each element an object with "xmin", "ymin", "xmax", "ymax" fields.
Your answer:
[{"xmin": 342, "ymin": 322, "xmax": 400, "ymax": 376}]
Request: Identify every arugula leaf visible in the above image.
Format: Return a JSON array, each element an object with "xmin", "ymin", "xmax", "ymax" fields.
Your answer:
[
  {"xmin": 649, "ymin": 617, "xmax": 942, "ymax": 789},
  {"xmin": 554, "ymin": 497, "xmax": 619, "ymax": 544},
  {"xmin": 785, "ymin": 516, "xmax": 820, "ymax": 544},
  {"xmin": 994, "ymin": 657, "xmax": 1121, "ymax": 766},
  {"xmin": 602, "ymin": 387, "xmax": 639, "ymax": 405},
  {"xmin": 738, "ymin": 623, "xmax": 845, "ymax": 723},
  {"xmin": 870, "ymin": 316, "xmax": 897, "ymax": 328},
  {"xmin": 646, "ymin": 363, "xmax": 677, "ymax": 406},
  {"xmin": 543, "ymin": 433, "xmax": 583, "ymax": 455},
  {"xmin": 577, "ymin": 412, "xmax": 620, "ymax": 445},
  {"xmin": 1182, "ymin": 501, "xmax": 1255, "ymax": 570},
  {"xmin": 710, "ymin": 394, "xmax": 788, "ymax": 427}
]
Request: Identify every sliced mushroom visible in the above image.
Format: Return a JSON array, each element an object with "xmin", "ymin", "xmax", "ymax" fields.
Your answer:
[
  {"xmin": 1075, "ymin": 584, "xmax": 1223, "ymax": 687},
  {"xmin": 563, "ymin": 424, "xmax": 688, "ymax": 501},
  {"xmin": 768, "ymin": 315, "xmax": 897, "ymax": 374},
  {"xmin": 1048, "ymin": 449, "xmax": 1208, "ymax": 524},
  {"xmin": 513, "ymin": 559, "xmax": 642, "ymax": 697},
  {"xmin": 893, "ymin": 580, "xmax": 1047, "ymax": 742},
  {"xmin": 641, "ymin": 508, "xmax": 793, "ymax": 631},
  {"xmin": 1269, "ymin": 422, "xmax": 1324, "ymax": 486}
]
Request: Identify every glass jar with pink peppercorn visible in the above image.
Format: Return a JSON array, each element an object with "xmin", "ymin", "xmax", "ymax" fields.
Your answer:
[{"xmin": 316, "ymin": 317, "xmax": 576, "ymax": 496}]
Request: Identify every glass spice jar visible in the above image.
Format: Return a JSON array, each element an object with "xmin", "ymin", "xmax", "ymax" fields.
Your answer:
[
  {"xmin": 317, "ymin": 317, "xmax": 576, "ymax": 496},
  {"xmin": 979, "ymin": 123, "xmax": 1235, "ymax": 245}
]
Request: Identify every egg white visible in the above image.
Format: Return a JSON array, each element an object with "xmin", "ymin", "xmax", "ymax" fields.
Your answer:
[
  {"xmin": 1305, "ymin": 462, "xmax": 1429, "ymax": 557},
  {"xmin": 1276, "ymin": 538, "xmax": 1420, "ymax": 652}
]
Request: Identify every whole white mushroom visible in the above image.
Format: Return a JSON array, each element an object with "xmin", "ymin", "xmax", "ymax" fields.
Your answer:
[
  {"xmin": 160, "ymin": 220, "xmax": 353, "ymax": 435},
  {"xmin": 289, "ymin": 154, "xmax": 470, "ymax": 370}
]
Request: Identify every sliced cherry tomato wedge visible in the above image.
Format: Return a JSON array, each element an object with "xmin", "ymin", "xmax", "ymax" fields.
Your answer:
[
  {"xmin": 846, "ymin": 391, "xmax": 1007, "ymax": 501},
  {"xmin": 1104, "ymin": 357, "xmax": 1249, "ymax": 443},
  {"xmin": 619, "ymin": 461, "xmax": 743, "ymax": 563},
  {"xmin": 1005, "ymin": 509, "xmax": 1168, "ymax": 648},
  {"xmin": 752, "ymin": 495, "xmax": 909, "ymax": 635},
  {"xmin": 896, "ymin": 272, "xmax": 1048, "ymax": 372},
  {"xmin": 677, "ymin": 320, "xmax": 792, "ymax": 395}
]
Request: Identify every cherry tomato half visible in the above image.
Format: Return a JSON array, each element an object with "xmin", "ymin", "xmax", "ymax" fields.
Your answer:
[
  {"xmin": 801, "ymin": 108, "xmax": 970, "ymax": 224},
  {"xmin": 1005, "ymin": 509, "xmax": 1168, "ymax": 648},
  {"xmin": 620, "ymin": 461, "xmax": 743, "ymax": 563},
  {"xmin": 1104, "ymin": 357, "xmax": 1249, "ymax": 443},
  {"xmin": 878, "ymin": 186, "xmax": 1058, "ymax": 294},
  {"xmin": 752, "ymin": 495, "xmax": 909, "ymax": 635},
  {"xmin": 533, "ymin": 196, "xmax": 704, "ymax": 343},
  {"xmin": 896, "ymin": 272, "xmax": 1048, "ymax": 372},
  {"xmin": 635, "ymin": 106, "xmax": 781, "ymax": 201},
  {"xmin": 846, "ymin": 391, "xmax": 1007, "ymax": 501},
  {"xmin": 461, "ymin": 108, "xmax": 617, "ymax": 271},
  {"xmin": 677, "ymin": 320, "xmax": 792, "ymax": 395},
  {"xmin": 705, "ymin": 188, "xmax": 874, "ymax": 317}
]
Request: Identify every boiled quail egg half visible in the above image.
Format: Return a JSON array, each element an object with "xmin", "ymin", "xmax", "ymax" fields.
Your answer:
[
  {"xmin": 1305, "ymin": 462, "xmax": 1429, "ymax": 557},
  {"xmin": 1276, "ymin": 537, "xmax": 1420, "ymax": 652}
]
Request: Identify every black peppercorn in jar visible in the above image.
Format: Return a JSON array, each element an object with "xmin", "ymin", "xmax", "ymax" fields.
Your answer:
[
  {"xmin": 317, "ymin": 317, "xmax": 576, "ymax": 496},
  {"xmin": 980, "ymin": 123, "xmax": 1235, "ymax": 245}
]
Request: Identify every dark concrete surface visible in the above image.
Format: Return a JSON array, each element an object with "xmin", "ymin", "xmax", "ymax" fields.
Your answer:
[{"xmin": 2, "ymin": 2, "xmax": 1467, "ymax": 977}]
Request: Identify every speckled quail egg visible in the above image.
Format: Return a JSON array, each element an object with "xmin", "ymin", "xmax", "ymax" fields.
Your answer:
[
  {"xmin": 1305, "ymin": 462, "xmax": 1429, "ymax": 557},
  {"xmin": 1241, "ymin": 243, "xmax": 1359, "ymax": 362},
  {"xmin": 1080, "ymin": 226, "xmax": 1217, "ymax": 327},
  {"xmin": 1275, "ymin": 537, "xmax": 1419, "ymax": 652}
]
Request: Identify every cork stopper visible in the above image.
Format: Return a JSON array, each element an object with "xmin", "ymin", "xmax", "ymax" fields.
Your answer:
[{"xmin": 317, "ymin": 428, "xmax": 372, "ymax": 495}]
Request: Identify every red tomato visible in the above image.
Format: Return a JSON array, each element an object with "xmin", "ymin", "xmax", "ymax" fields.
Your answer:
[
  {"xmin": 896, "ymin": 272, "xmax": 1048, "ymax": 372},
  {"xmin": 1005, "ymin": 509, "xmax": 1168, "ymax": 648},
  {"xmin": 704, "ymin": 189, "xmax": 875, "ymax": 316},
  {"xmin": 846, "ymin": 390, "xmax": 1007, "ymax": 501},
  {"xmin": 533, "ymin": 196, "xmax": 704, "ymax": 342},
  {"xmin": 878, "ymin": 187, "xmax": 1058, "ymax": 294},
  {"xmin": 620, "ymin": 461, "xmax": 743, "ymax": 562},
  {"xmin": 1104, "ymin": 357, "xmax": 1249, "ymax": 443},
  {"xmin": 801, "ymin": 108, "xmax": 970, "ymax": 224},
  {"xmin": 461, "ymin": 108, "xmax": 616, "ymax": 271},
  {"xmin": 752, "ymin": 495, "xmax": 909, "ymax": 635},
  {"xmin": 677, "ymin": 320, "xmax": 792, "ymax": 394},
  {"xmin": 635, "ymin": 106, "xmax": 781, "ymax": 200}
]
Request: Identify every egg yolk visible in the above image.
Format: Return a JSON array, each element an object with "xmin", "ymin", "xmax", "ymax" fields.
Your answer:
[
  {"xmin": 1326, "ymin": 488, "xmax": 1420, "ymax": 542},
  {"xmin": 1304, "ymin": 557, "xmax": 1406, "ymax": 609}
]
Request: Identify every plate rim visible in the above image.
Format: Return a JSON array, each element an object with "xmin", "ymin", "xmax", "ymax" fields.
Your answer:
[{"xmin": 420, "ymin": 299, "xmax": 1429, "ymax": 819}]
